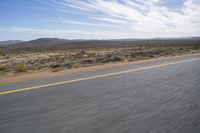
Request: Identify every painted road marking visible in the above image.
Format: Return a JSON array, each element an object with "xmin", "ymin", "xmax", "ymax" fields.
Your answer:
[{"xmin": 0, "ymin": 58, "xmax": 200, "ymax": 95}]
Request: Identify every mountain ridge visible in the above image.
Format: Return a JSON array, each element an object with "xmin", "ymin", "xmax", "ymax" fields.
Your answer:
[{"xmin": 0, "ymin": 40, "xmax": 24, "ymax": 45}]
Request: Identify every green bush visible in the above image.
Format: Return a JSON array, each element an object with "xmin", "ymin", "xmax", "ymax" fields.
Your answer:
[
  {"xmin": 62, "ymin": 61, "xmax": 81, "ymax": 68},
  {"xmin": 0, "ymin": 66, "xmax": 9, "ymax": 71},
  {"xmin": 99, "ymin": 55, "xmax": 124, "ymax": 63},
  {"xmin": 111, "ymin": 56, "xmax": 124, "ymax": 61},
  {"xmin": 15, "ymin": 64, "xmax": 28, "ymax": 72},
  {"xmin": 81, "ymin": 59, "xmax": 94, "ymax": 64},
  {"xmin": 62, "ymin": 61, "xmax": 74, "ymax": 68}
]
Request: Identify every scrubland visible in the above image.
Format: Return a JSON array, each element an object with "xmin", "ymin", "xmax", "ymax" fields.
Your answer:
[{"xmin": 0, "ymin": 38, "xmax": 200, "ymax": 75}]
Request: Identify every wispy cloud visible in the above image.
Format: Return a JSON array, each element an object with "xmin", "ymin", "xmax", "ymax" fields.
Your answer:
[
  {"xmin": 1, "ymin": 0, "xmax": 199, "ymax": 40},
  {"xmin": 40, "ymin": 0, "xmax": 200, "ymax": 36},
  {"xmin": 50, "ymin": 18, "xmax": 122, "ymax": 28},
  {"xmin": 91, "ymin": 17, "xmax": 127, "ymax": 25}
]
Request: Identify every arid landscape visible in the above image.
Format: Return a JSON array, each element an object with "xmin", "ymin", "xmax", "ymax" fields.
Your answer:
[
  {"xmin": 1, "ymin": 0, "xmax": 200, "ymax": 132},
  {"xmin": 0, "ymin": 38, "xmax": 200, "ymax": 76}
]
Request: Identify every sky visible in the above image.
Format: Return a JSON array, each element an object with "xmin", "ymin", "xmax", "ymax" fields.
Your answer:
[{"xmin": 0, "ymin": 0, "xmax": 200, "ymax": 41}]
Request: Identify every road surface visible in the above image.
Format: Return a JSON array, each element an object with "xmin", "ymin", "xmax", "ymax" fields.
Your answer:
[{"xmin": 0, "ymin": 54, "xmax": 200, "ymax": 133}]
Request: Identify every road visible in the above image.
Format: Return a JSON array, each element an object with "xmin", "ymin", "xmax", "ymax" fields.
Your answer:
[{"xmin": 0, "ymin": 54, "xmax": 200, "ymax": 133}]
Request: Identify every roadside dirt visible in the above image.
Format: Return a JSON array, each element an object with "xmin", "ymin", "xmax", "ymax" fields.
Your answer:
[{"xmin": 0, "ymin": 53, "xmax": 199, "ymax": 84}]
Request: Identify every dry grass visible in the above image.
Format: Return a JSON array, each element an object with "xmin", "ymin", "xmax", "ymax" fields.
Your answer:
[
  {"xmin": 0, "ymin": 43, "xmax": 200, "ymax": 75},
  {"xmin": 1, "ymin": 53, "xmax": 200, "ymax": 84}
]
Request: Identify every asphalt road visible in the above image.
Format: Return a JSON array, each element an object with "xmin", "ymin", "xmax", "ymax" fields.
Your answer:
[{"xmin": 1, "ymin": 54, "xmax": 200, "ymax": 133}]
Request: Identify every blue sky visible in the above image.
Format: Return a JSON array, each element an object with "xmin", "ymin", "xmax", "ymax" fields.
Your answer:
[{"xmin": 0, "ymin": 0, "xmax": 200, "ymax": 41}]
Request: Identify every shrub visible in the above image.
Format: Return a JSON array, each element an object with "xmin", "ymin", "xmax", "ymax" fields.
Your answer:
[
  {"xmin": 71, "ymin": 62, "xmax": 81, "ymax": 68},
  {"xmin": 62, "ymin": 61, "xmax": 81, "ymax": 68},
  {"xmin": 0, "ymin": 66, "xmax": 9, "ymax": 71},
  {"xmin": 111, "ymin": 56, "xmax": 124, "ymax": 61},
  {"xmin": 62, "ymin": 61, "xmax": 74, "ymax": 68},
  {"xmin": 50, "ymin": 63, "xmax": 60, "ymax": 68},
  {"xmin": 81, "ymin": 59, "xmax": 94, "ymax": 64},
  {"xmin": 99, "ymin": 55, "xmax": 124, "ymax": 63},
  {"xmin": 15, "ymin": 64, "xmax": 28, "ymax": 72}
]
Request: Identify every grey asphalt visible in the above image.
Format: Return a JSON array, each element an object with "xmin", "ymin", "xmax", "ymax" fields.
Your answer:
[{"xmin": 0, "ymin": 54, "xmax": 200, "ymax": 133}]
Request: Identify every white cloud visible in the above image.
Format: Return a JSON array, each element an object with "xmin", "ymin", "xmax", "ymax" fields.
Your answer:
[
  {"xmin": 91, "ymin": 17, "xmax": 127, "ymax": 25},
  {"xmin": 50, "ymin": 18, "xmax": 122, "ymax": 28},
  {"xmin": 42, "ymin": 0, "xmax": 200, "ymax": 37},
  {"xmin": 2, "ymin": 0, "xmax": 199, "ymax": 40}
]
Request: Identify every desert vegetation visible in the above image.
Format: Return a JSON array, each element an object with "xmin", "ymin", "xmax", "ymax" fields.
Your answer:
[{"xmin": 0, "ymin": 38, "xmax": 200, "ymax": 75}]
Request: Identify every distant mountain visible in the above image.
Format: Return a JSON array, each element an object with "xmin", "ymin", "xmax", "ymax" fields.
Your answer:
[
  {"xmin": 0, "ymin": 40, "xmax": 24, "ymax": 45},
  {"xmin": 1, "ymin": 37, "xmax": 199, "ymax": 53},
  {"xmin": 1, "ymin": 37, "xmax": 200, "ymax": 47},
  {"xmin": 0, "ymin": 38, "xmax": 86, "ymax": 51},
  {"xmin": 17, "ymin": 38, "xmax": 72, "ymax": 46},
  {"xmin": 0, "ymin": 38, "xmax": 75, "ymax": 47}
]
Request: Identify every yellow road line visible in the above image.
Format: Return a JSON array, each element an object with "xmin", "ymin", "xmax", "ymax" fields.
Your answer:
[{"xmin": 0, "ymin": 58, "xmax": 200, "ymax": 95}]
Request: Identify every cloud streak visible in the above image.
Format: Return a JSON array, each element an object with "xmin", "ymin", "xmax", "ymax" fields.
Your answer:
[
  {"xmin": 1, "ymin": 0, "xmax": 199, "ymax": 40},
  {"xmin": 40, "ymin": 0, "xmax": 200, "ymax": 37}
]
